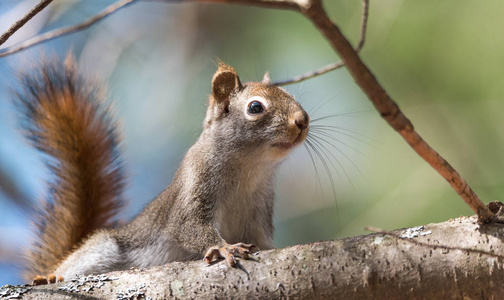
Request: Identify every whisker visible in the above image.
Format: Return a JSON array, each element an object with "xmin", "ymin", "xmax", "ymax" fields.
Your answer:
[
  {"xmin": 308, "ymin": 96, "xmax": 332, "ymax": 117},
  {"xmin": 310, "ymin": 124, "xmax": 376, "ymax": 139},
  {"xmin": 310, "ymin": 125, "xmax": 380, "ymax": 148},
  {"xmin": 306, "ymin": 136, "xmax": 340, "ymax": 197},
  {"xmin": 304, "ymin": 142, "xmax": 324, "ymax": 199},
  {"xmin": 294, "ymin": 90, "xmax": 308, "ymax": 106},
  {"xmin": 309, "ymin": 132, "xmax": 369, "ymax": 184},
  {"xmin": 306, "ymin": 136, "xmax": 340, "ymax": 222},
  {"xmin": 310, "ymin": 109, "xmax": 372, "ymax": 123},
  {"xmin": 309, "ymin": 129, "xmax": 370, "ymax": 158},
  {"xmin": 306, "ymin": 90, "xmax": 347, "ymax": 117},
  {"xmin": 308, "ymin": 135, "xmax": 350, "ymax": 188}
]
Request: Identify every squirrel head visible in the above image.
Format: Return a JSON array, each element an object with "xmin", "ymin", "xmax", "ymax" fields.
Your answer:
[{"xmin": 204, "ymin": 63, "xmax": 309, "ymax": 162}]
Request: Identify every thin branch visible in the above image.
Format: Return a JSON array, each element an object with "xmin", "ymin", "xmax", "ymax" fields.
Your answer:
[
  {"xmin": 274, "ymin": 0, "xmax": 369, "ymax": 86},
  {"xmin": 274, "ymin": 59, "xmax": 344, "ymax": 86},
  {"xmin": 192, "ymin": 0, "xmax": 301, "ymax": 11},
  {"xmin": 0, "ymin": 0, "xmax": 139, "ymax": 58},
  {"xmin": 0, "ymin": 0, "xmax": 54, "ymax": 47},
  {"xmin": 300, "ymin": 0, "xmax": 492, "ymax": 221},
  {"xmin": 273, "ymin": 61, "xmax": 345, "ymax": 87},
  {"xmin": 354, "ymin": 0, "xmax": 368, "ymax": 52}
]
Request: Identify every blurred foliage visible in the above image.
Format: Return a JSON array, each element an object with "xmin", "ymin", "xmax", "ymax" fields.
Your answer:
[{"xmin": 1, "ymin": 0, "xmax": 504, "ymax": 285}]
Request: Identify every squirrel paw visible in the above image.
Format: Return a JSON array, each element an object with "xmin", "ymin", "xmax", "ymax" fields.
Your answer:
[
  {"xmin": 32, "ymin": 274, "xmax": 64, "ymax": 285},
  {"xmin": 203, "ymin": 242, "xmax": 256, "ymax": 267}
]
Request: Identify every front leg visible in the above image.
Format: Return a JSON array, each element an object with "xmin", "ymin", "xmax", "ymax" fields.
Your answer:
[
  {"xmin": 204, "ymin": 242, "xmax": 256, "ymax": 266},
  {"xmin": 168, "ymin": 205, "xmax": 258, "ymax": 267},
  {"xmin": 171, "ymin": 222, "xmax": 257, "ymax": 267}
]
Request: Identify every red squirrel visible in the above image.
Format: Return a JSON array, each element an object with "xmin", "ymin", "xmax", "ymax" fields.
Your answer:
[{"xmin": 15, "ymin": 56, "xmax": 309, "ymax": 284}]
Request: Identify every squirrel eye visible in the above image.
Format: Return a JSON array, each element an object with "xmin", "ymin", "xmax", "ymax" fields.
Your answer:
[{"xmin": 247, "ymin": 101, "xmax": 264, "ymax": 115}]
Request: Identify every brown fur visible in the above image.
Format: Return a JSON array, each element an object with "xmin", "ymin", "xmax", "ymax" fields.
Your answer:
[
  {"xmin": 16, "ymin": 60, "xmax": 308, "ymax": 282},
  {"xmin": 14, "ymin": 56, "xmax": 126, "ymax": 281}
]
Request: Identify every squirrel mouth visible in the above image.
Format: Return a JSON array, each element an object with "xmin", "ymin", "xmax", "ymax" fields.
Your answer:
[
  {"xmin": 272, "ymin": 131, "xmax": 307, "ymax": 150},
  {"xmin": 272, "ymin": 142, "xmax": 295, "ymax": 149}
]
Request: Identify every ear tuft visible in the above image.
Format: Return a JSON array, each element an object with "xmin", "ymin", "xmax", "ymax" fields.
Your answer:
[
  {"xmin": 262, "ymin": 72, "xmax": 271, "ymax": 84},
  {"xmin": 217, "ymin": 62, "xmax": 235, "ymax": 74}
]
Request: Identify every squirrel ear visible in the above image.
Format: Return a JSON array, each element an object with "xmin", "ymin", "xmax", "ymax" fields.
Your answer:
[
  {"xmin": 211, "ymin": 63, "xmax": 242, "ymax": 104},
  {"xmin": 208, "ymin": 63, "xmax": 242, "ymax": 122},
  {"xmin": 262, "ymin": 72, "xmax": 271, "ymax": 84}
]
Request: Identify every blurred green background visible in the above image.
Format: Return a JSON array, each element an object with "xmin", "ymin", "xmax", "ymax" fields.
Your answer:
[{"xmin": 1, "ymin": 0, "xmax": 503, "ymax": 285}]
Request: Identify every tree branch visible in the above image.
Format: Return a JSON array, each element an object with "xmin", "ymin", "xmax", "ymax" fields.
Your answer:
[
  {"xmin": 298, "ymin": 0, "xmax": 492, "ymax": 221},
  {"xmin": 0, "ymin": 0, "xmax": 139, "ymax": 58},
  {"xmin": 191, "ymin": 0, "xmax": 301, "ymax": 11},
  {"xmin": 13, "ymin": 216, "xmax": 504, "ymax": 299},
  {"xmin": 274, "ymin": 0, "xmax": 369, "ymax": 86},
  {"xmin": 0, "ymin": 0, "xmax": 54, "ymax": 47}
]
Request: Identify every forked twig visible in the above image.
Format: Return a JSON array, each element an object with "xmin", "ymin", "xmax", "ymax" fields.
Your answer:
[
  {"xmin": 300, "ymin": 0, "xmax": 492, "ymax": 221},
  {"xmin": 273, "ymin": 0, "xmax": 369, "ymax": 86},
  {"xmin": 0, "ymin": 0, "xmax": 139, "ymax": 58}
]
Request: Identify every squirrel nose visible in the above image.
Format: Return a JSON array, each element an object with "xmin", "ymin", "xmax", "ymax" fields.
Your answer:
[{"xmin": 294, "ymin": 110, "xmax": 309, "ymax": 130}]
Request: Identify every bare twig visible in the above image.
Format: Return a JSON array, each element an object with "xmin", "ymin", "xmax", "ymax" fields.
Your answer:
[
  {"xmin": 191, "ymin": 0, "xmax": 301, "ymax": 11},
  {"xmin": 354, "ymin": 0, "xmax": 368, "ymax": 52},
  {"xmin": 299, "ymin": 0, "xmax": 492, "ymax": 221},
  {"xmin": 0, "ymin": 0, "xmax": 54, "ymax": 47},
  {"xmin": 0, "ymin": 0, "xmax": 139, "ymax": 58},
  {"xmin": 274, "ymin": 61, "xmax": 344, "ymax": 86},
  {"xmin": 274, "ymin": 0, "xmax": 369, "ymax": 86}
]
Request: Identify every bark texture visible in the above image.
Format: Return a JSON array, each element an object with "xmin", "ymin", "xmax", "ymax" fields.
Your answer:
[{"xmin": 12, "ymin": 216, "xmax": 504, "ymax": 299}]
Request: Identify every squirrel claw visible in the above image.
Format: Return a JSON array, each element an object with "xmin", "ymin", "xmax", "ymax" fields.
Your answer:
[
  {"xmin": 204, "ymin": 243, "xmax": 256, "ymax": 267},
  {"xmin": 32, "ymin": 274, "xmax": 64, "ymax": 286}
]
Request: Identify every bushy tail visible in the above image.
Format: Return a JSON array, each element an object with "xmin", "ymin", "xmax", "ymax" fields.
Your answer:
[{"xmin": 14, "ymin": 56, "xmax": 126, "ymax": 281}]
